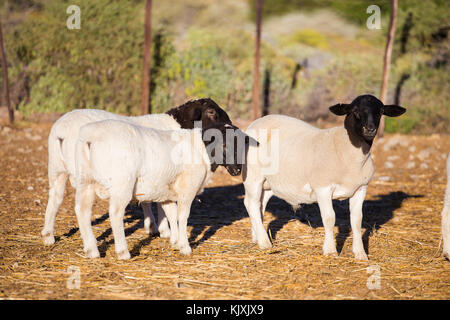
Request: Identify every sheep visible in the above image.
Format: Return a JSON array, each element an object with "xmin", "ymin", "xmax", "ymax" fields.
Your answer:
[
  {"xmin": 442, "ymin": 154, "xmax": 450, "ymax": 260},
  {"xmin": 41, "ymin": 98, "xmax": 234, "ymax": 246},
  {"xmin": 73, "ymin": 119, "xmax": 247, "ymax": 259},
  {"xmin": 243, "ymin": 94, "xmax": 406, "ymax": 260}
]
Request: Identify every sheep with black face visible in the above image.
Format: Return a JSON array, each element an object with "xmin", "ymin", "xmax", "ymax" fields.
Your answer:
[
  {"xmin": 41, "ymin": 98, "xmax": 238, "ymax": 246},
  {"xmin": 167, "ymin": 98, "xmax": 232, "ymax": 130},
  {"xmin": 74, "ymin": 118, "xmax": 248, "ymax": 259},
  {"xmin": 243, "ymin": 94, "xmax": 406, "ymax": 260}
]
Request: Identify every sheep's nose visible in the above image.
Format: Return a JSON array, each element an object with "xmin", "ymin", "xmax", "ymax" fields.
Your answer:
[{"xmin": 363, "ymin": 126, "xmax": 377, "ymax": 137}]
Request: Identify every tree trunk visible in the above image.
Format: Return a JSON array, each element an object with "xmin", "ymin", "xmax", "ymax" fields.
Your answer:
[
  {"xmin": 0, "ymin": 19, "xmax": 13, "ymax": 124},
  {"xmin": 378, "ymin": 0, "xmax": 398, "ymax": 137},
  {"xmin": 141, "ymin": 0, "xmax": 152, "ymax": 115},
  {"xmin": 252, "ymin": 0, "xmax": 263, "ymax": 120}
]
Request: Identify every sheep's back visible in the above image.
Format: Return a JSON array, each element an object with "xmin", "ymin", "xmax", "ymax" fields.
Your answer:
[{"xmin": 131, "ymin": 114, "xmax": 181, "ymax": 130}]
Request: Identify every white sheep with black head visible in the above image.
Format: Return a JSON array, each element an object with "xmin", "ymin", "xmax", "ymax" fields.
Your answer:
[
  {"xmin": 41, "ymin": 98, "xmax": 237, "ymax": 245},
  {"xmin": 73, "ymin": 119, "xmax": 249, "ymax": 259},
  {"xmin": 243, "ymin": 94, "xmax": 406, "ymax": 260}
]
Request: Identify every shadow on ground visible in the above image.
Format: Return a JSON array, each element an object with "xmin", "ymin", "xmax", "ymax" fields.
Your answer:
[
  {"xmin": 60, "ymin": 206, "xmax": 150, "ymax": 258},
  {"xmin": 188, "ymin": 185, "xmax": 423, "ymax": 256},
  {"xmin": 56, "ymin": 183, "xmax": 422, "ymax": 257},
  {"xmin": 266, "ymin": 191, "xmax": 423, "ymax": 255}
]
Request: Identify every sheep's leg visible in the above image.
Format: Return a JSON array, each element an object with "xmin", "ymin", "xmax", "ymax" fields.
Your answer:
[
  {"xmin": 349, "ymin": 186, "xmax": 369, "ymax": 260},
  {"xmin": 261, "ymin": 189, "xmax": 273, "ymax": 221},
  {"xmin": 74, "ymin": 183, "xmax": 99, "ymax": 258},
  {"xmin": 316, "ymin": 187, "xmax": 337, "ymax": 256},
  {"xmin": 176, "ymin": 199, "xmax": 193, "ymax": 255},
  {"xmin": 251, "ymin": 189, "xmax": 273, "ymax": 243},
  {"xmin": 443, "ymin": 205, "xmax": 450, "ymax": 260},
  {"xmin": 157, "ymin": 202, "xmax": 171, "ymax": 238},
  {"xmin": 142, "ymin": 203, "xmax": 158, "ymax": 235},
  {"xmin": 244, "ymin": 181, "xmax": 272, "ymax": 249},
  {"xmin": 42, "ymin": 172, "xmax": 68, "ymax": 245},
  {"xmin": 161, "ymin": 202, "xmax": 178, "ymax": 247},
  {"xmin": 109, "ymin": 197, "xmax": 131, "ymax": 260}
]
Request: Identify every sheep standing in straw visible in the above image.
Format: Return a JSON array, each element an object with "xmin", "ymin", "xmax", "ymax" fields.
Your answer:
[
  {"xmin": 41, "ymin": 99, "xmax": 234, "ymax": 245},
  {"xmin": 74, "ymin": 119, "xmax": 248, "ymax": 259},
  {"xmin": 243, "ymin": 94, "xmax": 406, "ymax": 260}
]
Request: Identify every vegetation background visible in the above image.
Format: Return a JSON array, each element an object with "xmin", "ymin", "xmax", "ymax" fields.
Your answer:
[{"xmin": 1, "ymin": 0, "xmax": 448, "ymax": 133}]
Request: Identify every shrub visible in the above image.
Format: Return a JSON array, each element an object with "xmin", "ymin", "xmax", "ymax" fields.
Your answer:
[
  {"xmin": 285, "ymin": 29, "xmax": 329, "ymax": 49},
  {"xmin": 5, "ymin": 0, "xmax": 145, "ymax": 115}
]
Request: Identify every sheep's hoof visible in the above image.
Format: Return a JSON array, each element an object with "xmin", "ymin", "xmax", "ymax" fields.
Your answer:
[
  {"xmin": 443, "ymin": 250, "xmax": 449, "ymax": 261},
  {"xmin": 170, "ymin": 238, "xmax": 178, "ymax": 248},
  {"xmin": 117, "ymin": 250, "xmax": 131, "ymax": 260},
  {"xmin": 159, "ymin": 228, "xmax": 171, "ymax": 239},
  {"xmin": 258, "ymin": 240, "xmax": 273, "ymax": 250},
  {"xmin": 42, "ymin": 234, "xmax": 55, "ymax": 245},
  {"xmin": 85, "ymin": 247, "xmax": 100, "ymax": 259},
  {"xmin": 354, "ymin": 251, "xmax": 369, "ymax": 261},
  {"xmin": 323, "ymin": 248, "xmax": 338, "ymax": 257},
  {"xmin": 145, "ymin": 223, "xmax": 158, "ymax": 236},
  {"xmin": 150, "ymin": 224, "xmax": 158, "ymax": 235},
  {"xmin": 179, "ymin": 245, "xmax": 192, "ymax": 255}
]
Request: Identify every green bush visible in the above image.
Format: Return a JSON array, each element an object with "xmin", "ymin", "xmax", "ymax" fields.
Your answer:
[
  {"xmin": 151, "ymin": 42, "xmax": 236, "ymax": 113},
  {"xmin": 284, "ymin": 29, "xmax": 329, "ymax": 49},
  {"xmin": 151, "ymin": 26, "xmax": 296, "ymax": 118},
  {"xmin": 1, "ymin": 0, "xmax": 447, "ymax": 134},
  {"xmin": 6, "ymin": 0, "xmax": 146, "ymax": 115},
  {"xmin": 248, "ymin": 0, "xmax": 390, "ymax": 25},
  {"xmin": 385, "ymin": 113, "xmax": 420, "ymax": 134},
  {"xmin": 4, "ymin": 1, "xmax": 297, "ymax": 119}
]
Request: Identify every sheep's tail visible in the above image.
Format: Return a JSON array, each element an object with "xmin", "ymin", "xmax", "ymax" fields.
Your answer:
[
  {"xmin": 80, "ymin": 140, "xmax": 92, "ymax": 172},
  {"xmin": 48, "ymin": 122, "xmax": 66, "ymax": 167},
  {"xmin": 56, "ymin": 137, "xmax": 66, "ymax": 166},
  {"xmin": 75, "ymin": 137, "xmax": 93, "ymax": 185}
]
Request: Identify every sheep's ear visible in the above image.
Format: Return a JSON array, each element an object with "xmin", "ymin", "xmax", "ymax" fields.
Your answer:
[
  {"xmin": 383, "ymin": 105, "xmax": 406, "ymax": 117},
  {"xmin": 329, "ymin": 103, "xmax": 352, "ymax": 116},
  {"xmin": 190, "ymin": 107, "xmax": 203, "ymax": 121}
]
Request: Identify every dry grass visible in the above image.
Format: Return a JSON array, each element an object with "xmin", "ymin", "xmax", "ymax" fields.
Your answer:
[{"xmin": 0, "ymin": 121, "xmax": 449, "ymax": 300}]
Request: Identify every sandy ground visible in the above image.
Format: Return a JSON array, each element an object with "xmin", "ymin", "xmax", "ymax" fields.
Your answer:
[{"xmin": 0, "ymin": 121, "xmax": 449, "ymax": 300}]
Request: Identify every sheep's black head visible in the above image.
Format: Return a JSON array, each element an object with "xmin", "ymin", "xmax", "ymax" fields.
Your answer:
[
  {"xmin": 202, "ymin": 123, "xmax": 259, "ymax": 176},
  {"xmin": 166, "ymin": 98, "xmax": 232, "ymax": 129},
  {"xmin": 168, "ymin": 98, "xmax": 259, "ymax": 176},
  {"xmin": 329, "ymin": 94, "xmax": 406, "ymax": 143}
]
